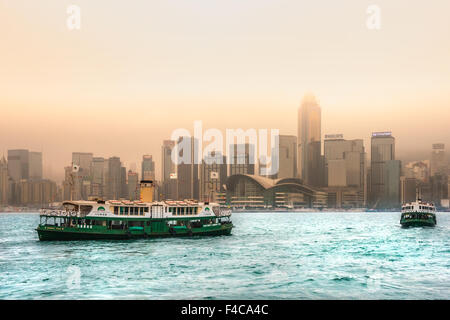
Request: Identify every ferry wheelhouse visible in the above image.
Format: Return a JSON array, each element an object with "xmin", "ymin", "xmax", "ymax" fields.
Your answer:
[
  {"xmin": 400, "ymin": 199, "xmax": 437, "ymax": 228},
  {"xmin": 36, "ymin": 181, "xmax": 232, "ymax": 241}
]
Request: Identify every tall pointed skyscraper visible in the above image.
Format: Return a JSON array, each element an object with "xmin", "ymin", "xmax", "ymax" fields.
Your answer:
[{"xmin": 297, "ymin": 94, "xmax": 322, "ymax": 186}]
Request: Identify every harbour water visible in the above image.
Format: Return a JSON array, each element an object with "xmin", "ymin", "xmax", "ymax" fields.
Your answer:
[{"xmin": 0, "ymin": 211, "xmax": 449, "ymax": 299}]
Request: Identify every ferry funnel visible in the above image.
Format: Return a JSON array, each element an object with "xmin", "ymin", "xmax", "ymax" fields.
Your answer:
[{"xmin": 140, "ymin": 180, "xmax": 154, "ymax": 202}]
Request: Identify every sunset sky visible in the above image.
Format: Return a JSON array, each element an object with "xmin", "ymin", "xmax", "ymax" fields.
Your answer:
[{"xmin": 1, "ymin": 0, "xmax": 450, "ymax": 181}]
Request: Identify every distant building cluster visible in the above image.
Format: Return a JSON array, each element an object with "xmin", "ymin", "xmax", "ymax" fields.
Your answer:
[
  {"xmin": 0, "ymin": 150, "xmax": 57, "ymax": 208},
  {"xmin": 1, "ymin": 95, "xmax": 449, "ymax": 210}
]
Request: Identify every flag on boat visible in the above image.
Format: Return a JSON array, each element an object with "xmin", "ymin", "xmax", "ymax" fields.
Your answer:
[{"xmin": 170, "ymin": 173, "xmax": 177, "ymax": 179}]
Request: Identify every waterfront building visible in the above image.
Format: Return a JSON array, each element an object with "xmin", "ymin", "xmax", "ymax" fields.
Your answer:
[
  {"xmin": 229, "ymin": 143, "xmax": 255, "ymax": 176},
  {"xmin": 225, "ymin": 174, "xmax": 324, "ymax": 209},
  {"xmin": 141, "ymin": 155, "xmax": 155, "ymax": 181},
  {"xmin": 199, "ymin": 152, "xmax": 227, "ymax": 202},
  {"xmin": 370, "ymin": 132, "xmax": 396, "ymax": 208},
  {"xmin": 14, "ymin": 179, "xmax": 57, "ymax": 207},
  {"xmin": 430, "ymin": 143, "xmax": 448, "ymax": 177},
  {"xmin": 322, "ymin": 187, "xmax": 365, "ymax": 209},
  {"xmin": 297, "ymin": 94, "xmax": 322, "ymax": 187}
]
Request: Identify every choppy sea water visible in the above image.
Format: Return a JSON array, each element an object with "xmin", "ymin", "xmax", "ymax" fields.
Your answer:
[{"xmin": 0, "ymin": 212, "xmax": 449, "ymax": 300}]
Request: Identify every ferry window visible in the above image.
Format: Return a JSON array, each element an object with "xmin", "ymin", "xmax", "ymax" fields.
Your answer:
[
  {"xmin": 80, "ymin": 206, "xmax": 93, "ymax": 215},
  {"xmin": 124, "ymin": 207, "xmax": 129, "ymax": 215},
  {"xmin": 120, "ymin": 207, "xmax": 124, "ymax": 215},
  {"xmin": 144, "ymin": 207, "xmax": 149, "ymax": 213},
  {"xmin": 114, "ymin": 207, "xmax": 118, "ymax": 215}
]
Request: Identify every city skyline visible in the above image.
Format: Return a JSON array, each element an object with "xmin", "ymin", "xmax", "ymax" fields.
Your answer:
[{"xmin": 2, "ymin": 1, "xmax": 450, "ymax": 182}]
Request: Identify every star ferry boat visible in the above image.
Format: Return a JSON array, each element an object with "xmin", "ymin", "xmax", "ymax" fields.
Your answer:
[
  {"xmin": 400, "ymin": 198, "xmax": 437, "ymax": 228},
  {"xmin": 36, "ymin": 181, "xmax": 232, "ymax": 241}
]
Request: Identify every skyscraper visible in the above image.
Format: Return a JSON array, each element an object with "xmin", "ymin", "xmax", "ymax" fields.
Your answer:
[
  {"xmin": 91, "ymin": 157, "xmax": 106, "ymax": 198},
  {"xmin": 384, "ymin": 160, "xmax": 401, "ymax": 207},
  {"xmin": 72, "ymin": 152, "xmax": 93, "ymax": 200},
  {"xmin": 324, "ymin": 135, "xmax": 366, "ymax": 188},
  {"xmin": 141, "ymin": 155, "xmax": 155, "ymax": 181},
  {"xmin": 370, "ymin": 132, "xmax": 396, "ymax": 208},
  {"xmin": 29, "ymin": 152, "xmax": 43, "ymax": 180},
  {"xmin": 275, "ymin": 135, "xmax": 297, "ymax": 179},
  {"xmin": 7, "ymin": 149, "xmax": 29, "ymax": 182},
  {"xmin": 176, "ymin": 136, "xmax": 199, "ymax": 200},
  {"xmin": 127, "ymin": 170, "xmax": 139, "ymax": 200},
  {"xmin": 229, "ymin": 143, "xmax": 255, "ymax": 176},
  {"xmin": 161, "ymin": 140, "xmax": 177, "ymax": 200},
  {"xmin": 199, "ymin": 152, "xmax": 227, "ymax": 202},
  {"xmin": 106, "ymin": 157, "xmax": 122, "ymax": 200},
  {"xmin": 430, "ymin": 143, "xmax": 447, "ymax": 177},
  {"xmin": 297, "ymin": 94, "xmax": 322, "ymax": 186}
]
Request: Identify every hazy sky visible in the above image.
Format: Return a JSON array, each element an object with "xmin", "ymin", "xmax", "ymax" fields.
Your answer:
[{"xmin": 1, "ymin": 0, "xmax": 449, "ymax": 182}]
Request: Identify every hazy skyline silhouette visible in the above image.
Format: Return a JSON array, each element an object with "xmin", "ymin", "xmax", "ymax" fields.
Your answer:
[{"xmin": 1, "ymin": 1, "xmax": 449, "ymax": 182}]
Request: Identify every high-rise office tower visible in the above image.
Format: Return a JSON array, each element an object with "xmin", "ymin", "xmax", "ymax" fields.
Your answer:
[
  {"xmin": 404, "ymin": 161, "xmax": 429, "ymax": 182},
  {"xmin": 0, "ymin": 156, "xmax": 8, "ymax": 205},
  {"xmin": 384, "ymin": 160, "xmax": 401, "ymax": 207},
  {"xmin": 106, "ymin": 157, "xmax": 123, "ymax": 200},
  {"xmin": 324, "ymin": 135, "xmax": 366, "ymax": 188},
  {"xmin": 229, "ymin": 143, "xmax": 255, "ymax": 176},
  {"xmin": 370, "ymin": 132, "xmax": 396, "ymax": 208},
  {"xmin": 91, "ymin": 157, "xmax": 106, "ymax": 198},
  {"xmin": 176, "ymin": 136, "xmax": 199, "ymax": 200},
  {"xmin": 72, "ymin": 152, "xmax": 93, "ymax": 173},
  {"xmin": 29, "ymin": 152, "xmax": 43, "ymax": 180},
  {"xmin": 7, "ymin": 149, "xmax": 29, "ymax": 182},
  {"xmin": 199, "ymin": 152, "xmax": 227, "ymax": 202},
  {"xmin": 72, "ymin": 152, "xmax": 93, "ymax": 200},
  {"xmin": 276, "ymin": 135, "xmax": 297, "ymax": 179},
  {"xmin": 120, "ymin": 166, "xmax": 127, "ymax": 199},
  {"xmin": 141, "ymin": 155, "xmax": 155, "ymax": 181},
  {"xmin": 430, "ymin": 144, "xmax": 447, "ymax": 177},
  {"xmin": 297, "ymin": 94, "xmax": 322, "ymax": 186},
  {"xmin": 161, "ymin": 140, "xmax": 177, "ymax": 200},
  {"xmin": 400, "ymin": 176, "xmax": 418, "ymax": 204},
  {"xmin": 127, "ymin": 170, "xmax": 139, "ymax": 200}
]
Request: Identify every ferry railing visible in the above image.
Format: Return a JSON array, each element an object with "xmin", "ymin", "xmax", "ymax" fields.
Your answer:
[{"xmin": 214, "ymin": 209, "xmax": 232, "ymax": 217}]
